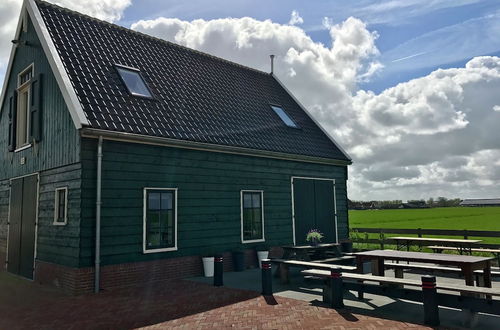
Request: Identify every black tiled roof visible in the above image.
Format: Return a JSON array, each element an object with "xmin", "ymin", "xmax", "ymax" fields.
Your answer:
[{"xmin": 36, "ymin": 0, "xmax": 350, "ymax": 161}]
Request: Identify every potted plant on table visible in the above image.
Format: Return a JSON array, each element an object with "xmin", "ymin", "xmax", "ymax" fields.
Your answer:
[{"xmin": 306, "ymin": 229, "xmax": 324, "ymax": 246}]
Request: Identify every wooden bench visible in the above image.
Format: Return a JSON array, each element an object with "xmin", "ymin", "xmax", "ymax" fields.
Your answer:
[
  {"xmin": 270, "ymin": 259, "xmax": 356, "ymax": 284},
  {"xmin": 429, "ymin": 246, "xmax": 500, "ymax": 263},
  {"xmin": 302, "ymin": 268, "xmax": 500, "ymax": 297},
  {"xmin": 303, "ymin": 269, "xmax": 500, "ymax": 294},
  {"xmin": 301, "ymin": 268, "xmax": 500, "ymax": 326},
  {"xmin": 384, "ymin": 262, "xmax": 500, "ymax": 286},
  {"xmin": 311, "ymin": 255, "xmax": 356, "ymax": 264},
  {"xmin": 384, "ymin": 262, "xmax": 461, "ymax": 277}
]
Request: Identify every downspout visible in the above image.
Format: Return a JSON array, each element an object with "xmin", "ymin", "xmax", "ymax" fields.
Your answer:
[{"xmin": 95, "ymin": 136, "xmax": 103, "ymax": 293}]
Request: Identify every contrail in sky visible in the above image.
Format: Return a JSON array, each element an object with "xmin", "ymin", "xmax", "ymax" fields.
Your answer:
[{"xmin": 391, "ymin": 51, "xmax": 427, "ymax": 63}]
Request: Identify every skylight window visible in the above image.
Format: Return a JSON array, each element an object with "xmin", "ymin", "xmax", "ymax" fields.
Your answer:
[
  {"xmin": 271, "ymin": 105, "xmax": 299, "ymax": 128},
  {"xmin": 116, "ymin": 65, "xmax": 152, "ymax": 98}
]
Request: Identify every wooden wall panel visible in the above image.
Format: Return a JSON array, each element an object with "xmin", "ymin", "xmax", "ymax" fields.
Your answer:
[
  {"xmin": 0, "ymin": 15, "xmax": 80, "ymax": 181},
  {"xmin": 81, "ymin": 138, "xmax": 349, "ymax": 267}
]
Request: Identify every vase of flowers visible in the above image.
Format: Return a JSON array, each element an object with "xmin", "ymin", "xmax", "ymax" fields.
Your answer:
[{"xmin": 306, "ymin": 229, "xmax": 324, "ymax": 246}]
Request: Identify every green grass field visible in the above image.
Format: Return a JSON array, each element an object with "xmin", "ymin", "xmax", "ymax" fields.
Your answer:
[{"xmin": 349, "ymin": 207, "xmax": 500, "ymax": 244}]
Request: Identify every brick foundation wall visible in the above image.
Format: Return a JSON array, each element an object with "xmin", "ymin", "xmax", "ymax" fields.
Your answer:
[
  {"xmin": 100, "ymin": 255, "xmax": 204, "ymax": 291},
  {"xmin": 33, "ymin": 248, "xmax": 283, "ymax": 295},
  {"xmin": 35, "ymin": 261, "xmax": 94, "ymax": 295}
]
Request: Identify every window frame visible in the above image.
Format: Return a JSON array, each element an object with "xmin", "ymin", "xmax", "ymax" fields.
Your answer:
[
  {"xmin": 270, "ymin": 104, "xmax": 300, "ymax": 129},
  {"xmin": 240, "ymin": 190, "xmax": 265, "ymax": 244},
  {"xmin": 53, "ymin": 187, "xmax": 68, "ymax": 226},
  {"xmin": 15, "ymin": 63, "xmax": 34, "ymax": 151},
  {"xmin": 143, "ymin": 187, "xmax": 178, "ymax": 253},
  {"xmin": 115, "ymin": 64, "xmax": 154, "ymax": 99}
]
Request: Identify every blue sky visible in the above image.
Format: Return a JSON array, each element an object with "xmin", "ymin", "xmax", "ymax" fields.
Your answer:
[
  {"xmin": 119, "ymin": 0, "xmax": 500, "ymax": 93},
  {"xmin": 1, "ymin": 0, "xmax": 499, "ymax": 200}
]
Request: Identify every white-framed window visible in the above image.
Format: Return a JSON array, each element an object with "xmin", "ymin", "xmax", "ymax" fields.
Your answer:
[
  {"xmin": 115, "ymin": 64, "xmax": 153, "ymax": 99},
  {"xmin": 241, "ymin": 190, "xmax": 265, "ymax": 243},
  {"xmin": 143, "ymin": 188, "xmax": 178, "ymax": 253},
  {"xmin": 270, "ymin": 105, "xmax": 299, "ymax": 128},
  {"xmin": 54, "ymin": 187, "xmax": 68, "ymax": 225},
  {"xmin": 16, "ymin": 64, "xmax": 34, "ymax": 151}
]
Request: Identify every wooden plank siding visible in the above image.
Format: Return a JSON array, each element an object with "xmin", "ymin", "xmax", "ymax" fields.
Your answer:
[
  {"xmin": 0, "ymin": 179, "xmax": 9, "ymax": 253},
  {"xmin": 80, "ymin": 138, "xmax": 349, "ymax": 267},
  {"xmin": 0, "ymin": 15, "xmax": 80, "ymax": 181},
  {"xmin": 0, "ymin": 165, "xmax": 83, "ymax": 268},
  {"xmin": 0, "ymin": 16, "xmax": 82, "ymax": 267},
  {"xmin": 36, "ymin": 164, "xmax": 82, "ymax": 267}
]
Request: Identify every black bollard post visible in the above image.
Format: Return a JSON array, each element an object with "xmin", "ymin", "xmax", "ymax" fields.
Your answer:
[
  {"xmin": 422, "ymin": 275, "xmax": 439, "ymax": 326},
  {"xmin": 330, "ymin": 268, "xmax": 344, "ymax": 308},
  {"xmin": 214, "ymin": 254, "xmax": 224, "ymax": 287},
  {"xmin": 261, "ymin": 259, "xmax": 273, "ymax": 296}
]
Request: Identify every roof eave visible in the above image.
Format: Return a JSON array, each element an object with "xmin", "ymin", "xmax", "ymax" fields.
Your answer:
[{"xmin": 81, "ymin": 128, "xmax": 352, "ymax": 167}]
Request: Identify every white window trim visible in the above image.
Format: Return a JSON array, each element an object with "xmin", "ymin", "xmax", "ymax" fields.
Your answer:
[
  {"xmin": 14, "ymin": 144, "xmax": 32, "ymax": 153},
  {"xmin": 240, "ymin": 190, "xmax": 265, "ymax": 244},
  {"xmin": 143, "ymin": 187, "xmax": 178, "ymax": 253},
  {"xmin": 15, "ymin": 63, "xmax": 34, "ymax": 151},
  {"xmin": 53, "ymin": 187, "xmax": 68, "ymax": 225},
  {"xmin": 115, "ymin": 64, "xmax": 154, "ymax": 99},
  {"xmin": 17, "ymin": 63, "xmax": 34, "ymax": 89}
]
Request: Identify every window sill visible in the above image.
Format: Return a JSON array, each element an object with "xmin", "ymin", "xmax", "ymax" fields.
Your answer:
[
  {"xmin": 52, "ymin": 221, "xmax": 67, "ymax": 226},
  {"xmin": 242, "ymin": 238, "xmax": 265, "ymax": 244},
  {"xmin": 14, "ymin": 144, "xmax": 32, "ymax": 153},
  {"xmin": 143, "ymin": 246, "xmax": 177, "ymax": 254}
]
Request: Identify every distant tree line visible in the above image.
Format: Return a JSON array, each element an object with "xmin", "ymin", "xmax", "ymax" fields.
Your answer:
[{"xmin": 349, "ymin": 197, "xmax": 462, "ymax": 210}]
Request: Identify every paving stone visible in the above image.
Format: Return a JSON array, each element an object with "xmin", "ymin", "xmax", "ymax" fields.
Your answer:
[{"xmin": 0, "ymin": 271, "xmax": 448, "ymax": 330}]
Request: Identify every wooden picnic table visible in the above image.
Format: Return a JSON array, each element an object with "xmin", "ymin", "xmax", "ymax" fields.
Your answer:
[
  {"xmin": 389, "ymin": 236, "xmax": 481, "ymax": 254},
  {"xmin": 281, "ymin": 243, "xmax": 340, "ymax": 261},
  {"xmin": 354, "ymin": 249, "xmax": 493, "ymax": 288}
]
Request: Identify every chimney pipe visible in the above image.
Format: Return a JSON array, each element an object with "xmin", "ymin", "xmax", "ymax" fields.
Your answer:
[{"xmin": 270, "ymin": 54, "xmax": 275, "ymax": 75}]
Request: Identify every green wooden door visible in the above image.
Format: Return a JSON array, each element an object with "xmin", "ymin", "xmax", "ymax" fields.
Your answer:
[
  {"xmin": 293, "ymin": 178, "xmax": 337, "ymax": 245},
  {"xmin": 7, "ymin": 174, "xmax": 38, "ymax": 279},
  {"xmin": 292, "ymin": 179, "xmax": 315, "ymax": 245}
]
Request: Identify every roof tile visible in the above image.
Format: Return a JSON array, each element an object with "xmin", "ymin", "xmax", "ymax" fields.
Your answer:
[{"xmin": 36, "ymin": 0, "xmax": 349, "ymax": 161}]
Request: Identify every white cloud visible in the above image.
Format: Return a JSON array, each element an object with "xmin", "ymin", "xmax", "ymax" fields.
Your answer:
[
  {"xmin": 0, "ymin": 0, "xmax": 22, "ymax": 69},
  {"xmin": 288, "ymin": 10, "xmax": 303, "ymax": 25},
  {"xmin": 49, "ymin": 0, "xmax": 131, "ymax": 22},
  {"xmin": 0, "ymin": 0, "xmax": 131, "ymax": 76},
  {"xmin": 1, "ymin": 1, "xmax": 498, "ymax": 201},
  {"xmin": 132, "ymin": 15, "xmax": 500, "ymax": 200}
]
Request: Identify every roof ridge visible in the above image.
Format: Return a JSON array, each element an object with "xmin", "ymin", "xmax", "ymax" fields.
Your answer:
[{"xmin": 35, "ymin": 0, "xmax": 272, "ymax": 76}]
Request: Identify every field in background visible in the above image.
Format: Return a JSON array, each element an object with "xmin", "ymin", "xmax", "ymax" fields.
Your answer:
[{"xmin": 348, "ymin": 207, "xmax": 500, "ymax": 245}]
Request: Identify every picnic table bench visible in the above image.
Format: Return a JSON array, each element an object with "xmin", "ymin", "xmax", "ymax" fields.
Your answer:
[
  {"xmin": 302, "ymin": 268, "xmax": 500, "ymax": 296},
  {"xmin": 429, "ymin": 246, "xmax": 500, "ymax": 264},
  {"xmin": 384, "ymin": 262, "xmax": 500, "ymax": 285},
  {"xmin": 270, "ymin": 259, "xmax": 356, "ymax": 283},
  {"xmin": 389, "ymin": 237, "xmax": 481, "ymax": 254},
  {"xmin": 309, "ymin": 256, "xmax": 356, "ymax": 264},
  {"xmin": 301, "ymin": 268, "xmax": 500, "ymax": 327},
  {"xmin": 355, "ymin": 250, "xmax": 493, "ymax": 288},
  {"xmin": 281, "ymin": 243, "xmax": 342, "ymax": 261}
]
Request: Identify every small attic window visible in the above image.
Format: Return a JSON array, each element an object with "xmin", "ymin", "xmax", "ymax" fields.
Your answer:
[
  {"xmin": 270, "ymin": 105, "xmax": 299, "ymax": 128},
  {"xmin": 116, "ymin": 65, "xmax": 153, "ymax": 98}
]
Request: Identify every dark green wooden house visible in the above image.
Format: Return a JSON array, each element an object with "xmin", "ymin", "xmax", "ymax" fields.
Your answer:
[{"xmin": 0, "ymin": 0, "xmax": 352, "ymax": 294}]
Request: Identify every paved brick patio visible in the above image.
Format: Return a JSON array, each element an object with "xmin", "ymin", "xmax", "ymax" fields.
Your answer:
[{"xmin": 0, "ymin": 271, "xmax": 446, "ymax": 329}]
